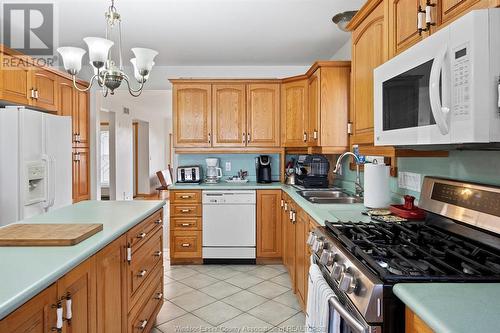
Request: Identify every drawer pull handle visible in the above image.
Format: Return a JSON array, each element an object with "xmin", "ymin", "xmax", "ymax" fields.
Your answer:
[
  {"xmin": 137, "ymin": 232, "xmax": 147, "ymax": 239},
  {"xmin": 138, "ymin": 320, "xmax": 148, "ymax": 330},
  {"xmin": 154, "ymin": 250, "xmax": 163, "ymax": 257},
  {"xmin": 155, "ymin": 292, "xmax": 164, "ymax": 300},
  {"xmin": 181, "ymin": 223, "xmax": 191, "ymax": 227},
  {"xmin": 155, "ymin": 218, "xmax": 163, "ymax": 225},
  {"xmin": 181, "ymin": 243, "xmax": 191, "ymax": 247},
  {"xmin": 180, "ymin": 209, "xmax": 191, "ymax": 213},
  {"xmin": 137, "ymin": 270, "xmax": 147, "ymax": 277},
  {"xmin": 180, "ymin": 195, "xmax": 192, "ymax": 199}
]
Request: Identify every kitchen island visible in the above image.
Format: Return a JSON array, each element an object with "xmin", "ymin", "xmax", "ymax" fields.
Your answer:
[{"xmin": 0, "ymin": 200, "xmax": 165, "ymax": 332}]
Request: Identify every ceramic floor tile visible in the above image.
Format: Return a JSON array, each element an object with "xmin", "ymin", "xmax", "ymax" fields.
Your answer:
[
  {"xmin": 164, "ymin": 267, "xmax": 198, "ymax": 280},
  {"xmin": 163, "ymin": 276, "xmax": 175, "ymax": 284},
  {"xmin": 220, "ymin": 313, "xmax": 274, "ymax": 332},
  {"xmin": 163, "ymin": 281, "xmax": 195, "ymax": 299},
  {"xmin": 156, "ymin": 313, "xmax": 214, "ymax": 333},
  {"xmin": 248, "ymin": 266, "xmax": 283, "ymax": 280},
  {"xmin": 272, "ymin": 291, "xmax": 302, "ymax": 311},
  {"xmin": 248, "ymin": 281, "xmax": 289, "ymax": 299},
  {"xmin": 275, "ymin": 312, "xmax": 306, "ymax": 332},
  {"xmin": 199, "ymin": 281, "xmax": 242, "ymax": 299},
  {"xmin": 170, "ymin": 290, "xmax": 217, "ymax": 312},
  {"xmin": 224, "ymin": 272, "xmax": 264, "ymax": 289},
  {"xmin": 151, "ymin": 328, "xmax": 163, "ymax": 333},
  {"xmin": 248, "ymin": 300, "xmax": 299, "ymax": 326},
  {"xmin": 205, "ymin": 266, "xmax": 241, "ymax": 280},
  {"xmin": 192, "ymin": 301, "xmax": 243, "ymax": 326},
  {"xmin": 190, "ymin": 264, "xmax": 224, "ymax": 273},
  {"xmin": 266, "ymin": 264, "xmax": 288, "ymax": 273},
  {"xmin": 155, "ymin": 300, "xmax": 187, "ymax": 325},
  {"xmin": 231, "ymin": 265, "xmax": 259, "ymax": 272},
  {"xmin": 269, "ymin": 273, "xmax": 292, "ymax": 289},
  {"xmin": 178, "ymin": 273, "xmax": 219, "ymax": 289},
  {"xmin": 221, "ymin": 290, "xmax": 268, "ymax": 312}
]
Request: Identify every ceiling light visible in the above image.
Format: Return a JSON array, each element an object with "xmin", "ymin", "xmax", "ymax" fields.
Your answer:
[{"xmin": 332, "ymin": 11, "xmax": 358, "ymax": 32}]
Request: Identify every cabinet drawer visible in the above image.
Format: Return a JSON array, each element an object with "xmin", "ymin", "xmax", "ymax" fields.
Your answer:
[
  {"xmin": 171, "ymin": 217, "xmax": 202, "ymax": 231},
  {"xmin": 171, "ymin": 190, "xmax": 201, "ymax": 204},
  {"xmin": 170, "ymin": 204, "xmax": 201, "ymax": 217},
  {"xmin": 128, "ymin": 269, "xmax": 163, "ymax": 333},
  {"xmin": 127, "ymin": 210, "xmax": 163, "ymax": 252},
  {"xmin": 170, "ymin": 231, "xmax": 202, "ymax": 259},
  {"xmin": 127, "ymin": 229, "xmax": 163, "ymax": 307}
]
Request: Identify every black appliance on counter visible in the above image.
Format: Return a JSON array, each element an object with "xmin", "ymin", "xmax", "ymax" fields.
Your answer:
[
  {"xmin": 308, "ymin": 177, "xmax": 500, "ymax": 333},
  {"xmin": 295, "ymin": 154, "xmax": 330, "ymax": 188},
  {"xmin": 255, "ymin": 155, "xmax": 272, "ymax": 183}
]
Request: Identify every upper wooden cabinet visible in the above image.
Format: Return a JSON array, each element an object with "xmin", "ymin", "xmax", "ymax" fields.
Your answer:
[
  {"xmin": 0, "ymin": 52, "xmax": 32, "ymax": 105},
  {"xmin": 281, "ymin": 78, "xmax": 308, "ymax": 147},
  {"xmin": 348, "ymin": 0, "xmax": 387, "ymax": 146},
  {"xmin": 388, "ymin": 0, "xmax": 428, "ymax": 56},
  {"xmin": 32, "ymin": 69, "xmax": 58, "ymax": 112},
  {"xmin": 247, "ymin": 83, "xmax": 280, "ymax": 147},
  {"xmin": 173, "ymin": 83, "xmax": 212, "ymax": 148},
  {"xmin": 256, "ymin": 190, "xmax": 282, "ymax": 259},
  {"xmin": 212, "ymin": 84, "xmax": 246, "ymax": 147},
  {"xmin": 74, "ymin": 87, "xmax": 89, "ymax": 148}
]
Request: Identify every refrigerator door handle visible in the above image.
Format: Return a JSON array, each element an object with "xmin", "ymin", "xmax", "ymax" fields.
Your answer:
[
  {"xmin": 48, "ymin": 156, "xmax": 56, "ymax": 208},
  {"xmin": 40, "ymin": 155, "xmax": 56, "ymax": 210}
]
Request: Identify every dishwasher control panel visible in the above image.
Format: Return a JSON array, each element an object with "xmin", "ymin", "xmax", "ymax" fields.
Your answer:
[{"xmin": 202, "ymin": 190, "xmax": 256, "ymax": 204}]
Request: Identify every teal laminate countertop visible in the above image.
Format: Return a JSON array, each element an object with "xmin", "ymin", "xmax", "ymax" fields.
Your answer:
[
  {"xmin": 393, "ymin": 283, "xmax": 500, "ymax": 333},
  {"xmin": 0, "ymin": 200, "xmax": 165, "ymax": 320},
  {"xmin": 170, "ymin": 182, "xmax": 371, "ymax": 225}
]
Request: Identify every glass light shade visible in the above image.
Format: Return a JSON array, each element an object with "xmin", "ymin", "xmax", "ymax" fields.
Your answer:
[
  {"xmin": 131, "ymin": 48, "xmax": 158, "ymax": 73},
  {"xmin": 57, "ymin": 47, "xmax": 86, "ymax": 74},
  {"xmin": 130, "ymin": 58, "xmax": 153, "ymax": 82},
  {"xmin": 83, "ymin": 37, "xmax": 114, "ymax": 67}
]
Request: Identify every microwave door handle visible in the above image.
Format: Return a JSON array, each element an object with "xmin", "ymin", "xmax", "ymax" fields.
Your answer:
[
  {"xmin": 429, "ymin": 46, "xmax": 451, "ymax": 135},
  {"xmin": 328, "ymin": 296, "xmax": 367, "ymax": 333}
]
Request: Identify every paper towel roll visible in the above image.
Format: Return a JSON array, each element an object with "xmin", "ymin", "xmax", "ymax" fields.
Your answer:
[{"xmin": 363, "ymin": 163, "xmax": 391, "ymax": 208}]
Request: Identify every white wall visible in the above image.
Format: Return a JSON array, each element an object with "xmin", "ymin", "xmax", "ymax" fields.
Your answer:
[
  {"xmin": 330, "ymin": 37, "xmax": 352, "ymax": 60},
  {"xmin": 136, "ymin": 121, "xmax": 150, "ymax": 195}
]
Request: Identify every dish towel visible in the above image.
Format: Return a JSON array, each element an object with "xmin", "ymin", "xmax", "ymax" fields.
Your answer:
[{"xmin": 306, "ymin": 261, "xmax": 338, "ymax": 333}]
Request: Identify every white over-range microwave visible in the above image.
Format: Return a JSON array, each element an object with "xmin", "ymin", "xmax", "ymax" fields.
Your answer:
[{"xmin": 374, "ymin": 8, "xmax": 500, "ymax": 146}]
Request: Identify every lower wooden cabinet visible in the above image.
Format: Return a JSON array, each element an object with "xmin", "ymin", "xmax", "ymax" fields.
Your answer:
[
  {"xmin": 256, "ymin": 190, "xmax": 282, "ymax": 260},
  {"xmin": 294, "ymin": 207, "xmax": 308, "ymax": 308},
  {"xmin": 0, "ymin": 284, "xmax": 57, "ymax": 333},
  {"xmin": 72, "ymin": 148, "xmax": 90, "ymax": 203},
  {"xmin": 406, "ymin": 307, "xmax": 433, "ymax": 333},
  {"xmin": 284, "ymin": 200, "xmax": 297, "ymax": 289}
]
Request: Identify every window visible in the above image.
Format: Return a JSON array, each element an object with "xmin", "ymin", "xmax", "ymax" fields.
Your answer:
[{"xmin": 100, "ymin": 130, "xmax": 110, "ymax": 186}]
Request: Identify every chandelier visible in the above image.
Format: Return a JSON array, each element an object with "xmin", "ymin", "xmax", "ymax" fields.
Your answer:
[{"xmin": 57, "ymin": 0, "xmax": 158, "ymax": 97}]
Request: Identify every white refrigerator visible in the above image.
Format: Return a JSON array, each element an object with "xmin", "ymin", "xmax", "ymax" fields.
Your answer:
[{"xmin": 0, "ymin": 107, "xmax": 72, "ymax": 226}]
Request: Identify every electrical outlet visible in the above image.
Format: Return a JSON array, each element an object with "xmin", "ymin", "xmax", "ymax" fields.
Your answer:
[
  {"xmin": 225, "ymin": 161, "xmax": 231, "ymax": 172},
  {"xmin": 398, "ymin": 172, "xmax": 422, "ymax": 192}
]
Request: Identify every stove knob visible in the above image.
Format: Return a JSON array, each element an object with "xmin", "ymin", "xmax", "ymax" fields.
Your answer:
[
  {"xmin": 315, "ymin": 240, "xmax": 324, "ymax": 253},
  {"xmin": 319, "ymin": 250, "xmax": 335, "ymax": 266},
  {"xmin": 331, "ymin": 262, "xmax": 345, "ymax": 280},
  {"xmin": 339, "ymin": 271, "xmax": 357, "ymax": 294},
  {"xmin": 306, "ymin": 232, "xmax": 316, "ymax": 246}
]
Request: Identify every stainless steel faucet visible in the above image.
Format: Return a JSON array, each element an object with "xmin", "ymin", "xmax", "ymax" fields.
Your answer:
[{"xmin": 333, "ymin": 152, "xmax": 364, "ymax": 197}]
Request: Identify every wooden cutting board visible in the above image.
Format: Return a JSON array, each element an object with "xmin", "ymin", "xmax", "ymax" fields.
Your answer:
[{"xmin": 0, "ymin": 223, "xmax": 103, "ymax": 246}]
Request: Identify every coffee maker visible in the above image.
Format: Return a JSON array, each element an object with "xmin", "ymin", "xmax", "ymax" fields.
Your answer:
[
  {"xmin": 256, "ymin": 155, "xmax": 272, "ymax": 183},
  {"xmin": 205, "ymin": 158, "xmax": 223, "ymax": 184}
]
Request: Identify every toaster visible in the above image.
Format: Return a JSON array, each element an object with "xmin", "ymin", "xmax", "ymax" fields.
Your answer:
[{"xmin": 177, "ymin": 165, "xmax": 202, "ymax": 183}]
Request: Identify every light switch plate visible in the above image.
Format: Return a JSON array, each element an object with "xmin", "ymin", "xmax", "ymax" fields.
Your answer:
[
  {"xmin": 225, "ymin": 161, "xmax": 231, "ymax": 172},
  {"xmin": 398, "ymin": 172, "xmax": 422, "ymax": 192}
]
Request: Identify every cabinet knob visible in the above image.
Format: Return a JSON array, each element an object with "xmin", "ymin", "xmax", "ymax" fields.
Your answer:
[
  {"xmin": 154, "ymin": 292, "xmax": 164, "ymax": 300},
  {"xmin": 303, "ymin": 132, "xmax": 307, "ymax": 142},
  {"xmin": 180, "ymin": 195, "xmax": 192, "ymax": 199},
  {"xmin": 155, "ymin": 218, "xmax": 163, "ymax": 225},
  {"xmin": 154, "ymin": 250, "xmax": 162, "ymax": 257},
  {"xmin": 137, "ymin": 319, "xmax": 148, "ymax": 330},
  {"xmin": 180, "ymin": 209, "xmax": 190, "ymax": 213},
  {"xmin": 242, "ymin": 132, "xmax": 246, "ymax": 143},
  {"xmin": 313, "ymin": 130, "xmax": 318, "ymax": 140},
  {"xmin": 181, "ymin": 223, "xmax": 191, "ymax": 227},
  {"xmin": 137, "ymin": 270, "xmax": 147, "ymax": 277},
  {"xmin": 181, "ymin": 243, "xmax": 191, "ymax": 248},
  {"xmin": 247, "ymin": 132, "xmax": 251, "ymax": 143},
  {"xmin": 137, "ymin": 232, "xmax": 147, "ymax": 239}
]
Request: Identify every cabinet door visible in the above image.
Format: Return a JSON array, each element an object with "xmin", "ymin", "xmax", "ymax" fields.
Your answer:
[
  {"xmin": 246, "ymin": 83, "xmax": 280, "ymax": 147},
  {"xmin": 74, "ymin": 88, "xmax": 89, "ymax": 148},
  {"xmin": 212, "ymin": 84, "xmax": 246, "ymax": 147},
  {"xmin": 57, "ymin": 258, "xmax": 96, "ymax": 333},
  {"xmin": 95, "ymin": 235, "xmax": 125, "ymax": 333},
  {"xmin": 73, "ymin": 148, "xmax": 90, "ymax": 202},
  {"xmin": 32, "ymin": 69, "xmax": 58, "ymax": 112},
  {"xmin": 286, "ymin": 202, "xmax": 296, "ymax": 288},
  {"xmin": 351, "ymin": 1, "xmax": 386, "ymax": 145},
  {"xmin": 281, "ymin": 195, "xmax": 289, "ymax": 267},
  {"xmin": 0, "ymin": 284, "xmax": 57, "ymax": 333},
  {"xmin": 256, "ymin": 190, "xmax": 282, "ymax": 259},
  {"xmin": 307, "ymin": 70, "xmax": 320, "ymax": 146},
  {"xmin": 295, "ymin": 209, "xmax": 307, "ymax": 309},
  {"xmin": 405, "ymin": 307, "xmax": 433, "ymax": 333},
  {"xmin": 439, "ymin": 0, "xmax": 483, "ymax": 25},
  {"xmin": 0, "ymin": 53, "xmax": 32, "ymax": 105},
  {"xmin": 281, "ymin": 79, "xmax": 308, "ymax": 147},
  {"xmin": 173, "ymin": 84, "xmax": 212, "ymax": 147},
  {"xmin": 388, "ymin": 0, "xmax": 427, "ymax": 56},
  {"xmin": 58, "ymin": 78, "xmax": 76, "ymax": 139}
]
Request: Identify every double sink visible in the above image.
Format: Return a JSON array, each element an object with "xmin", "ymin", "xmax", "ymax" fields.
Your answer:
[{"xmin": 297, "ymin": 189, "xmax": 362, "ymax": 204}]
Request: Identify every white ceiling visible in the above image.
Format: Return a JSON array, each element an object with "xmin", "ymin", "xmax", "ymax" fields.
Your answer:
[{"xmin": 55, "ymin": 0, "xmax": 365, "ymax": 66}]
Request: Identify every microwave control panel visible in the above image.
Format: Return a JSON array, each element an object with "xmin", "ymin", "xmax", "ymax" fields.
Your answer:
[{"xmin": 452, "ymin": 43, "xmax": 470, "ymax": 118}]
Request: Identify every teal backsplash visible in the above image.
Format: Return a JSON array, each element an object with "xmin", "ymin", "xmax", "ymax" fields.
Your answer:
[
  {"xmin": 177, "ymin": 154, "xmax": 281, "ymax": 182},
  {"xmin": 338, "ymin": 150, "xmax": 500, "ymax": 203}
]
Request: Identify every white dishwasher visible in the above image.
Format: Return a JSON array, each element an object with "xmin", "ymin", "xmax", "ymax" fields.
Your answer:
[{"xmin": 202, "ymin": 190, "xmax": 256, "ymax": 262}]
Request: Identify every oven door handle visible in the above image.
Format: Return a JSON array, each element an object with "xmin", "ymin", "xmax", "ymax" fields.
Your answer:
[{"xmin": 328, "ymin": 296, "xmax": 367, "ymax": 333}]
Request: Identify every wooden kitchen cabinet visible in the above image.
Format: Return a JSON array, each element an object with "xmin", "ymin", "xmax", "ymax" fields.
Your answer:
[
  {"xmin": 405, "ymin": 307, "xmax": 433, "ymax": 333},
  {"xmin": 32, "ymin": 69, "xmax": 59, "ymax": 112},
  {"xmin": 0, "ymin": 51, "xmax": 32, "ymax": 105},
  {"xmin": 0, "ymin": 284, "xmax": 57, "ymax": 333},
  {"xmin": 256, "ymin": 190, "xmax": 282, "ymax": 260},
  {"xmin": 73, "ymin": 87, "xmax": 89, "ymax": 148},
  {"xmin": 173, "ymin": 83, "xmax": 212, "ymax": 147},
  {"xmin": 281, "ymin": 78, "xmax": 309, "ymax": 147},
  {"xmin": 73, "ymin": 148, "xmax": 90, "ymax": 203},
  {"xmin": 307, "ymin": 70, "xmax": 320, "ymax": 146},
  {"xmin": 95, "ymin": 235, "xmax": 125, "ymax": 333},
  {"xmin": 246, "ymin": 83, "xmax": 281, "ymax": 147},
  {"xmin": 437, "ymin": 0, "xmax": 496, "ymax": 26},
  {"xmin": 294, "ymin": 207, "xmax": 308, "ymax": 309},
  {"xmin": 388, "ymin": 0, "xmax": 428, "ymax": 56},
  {"xmin": 212, "ymin": 84, "xmax": 247, "ymax": 147},
  {"xmin": 57, "ymin": 257, "xmax": 96, "ymax": 333},
  {"xmin": 285, "ymin": 200, "xmax": 297, "ymax": 289}
]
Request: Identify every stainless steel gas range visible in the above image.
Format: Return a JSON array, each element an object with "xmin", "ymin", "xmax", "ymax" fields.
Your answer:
[{"xmin": 307, "ymin": 177, "xmax": 500, "ymax": 333}]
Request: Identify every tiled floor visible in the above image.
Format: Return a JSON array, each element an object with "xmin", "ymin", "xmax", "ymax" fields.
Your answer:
[{"xmin": 154, "ymin": 256, "xmax": 305, "ymax": 333}]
